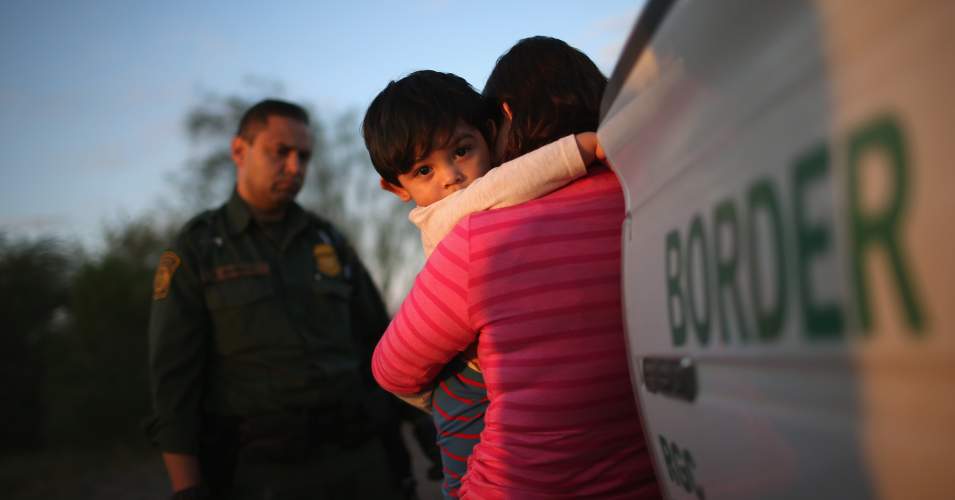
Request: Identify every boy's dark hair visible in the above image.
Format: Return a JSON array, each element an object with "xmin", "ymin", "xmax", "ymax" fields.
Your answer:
[
  {"xmin": 362, "ymin": 70, "xmax": 490, "ymax": 185},
  {"xmin": 484, "ymin": 36, "xmax": 607, "ymax": 163},
  {"xmin": 236, "ymin": 99, "xmax": 310, "ymax": 143}
]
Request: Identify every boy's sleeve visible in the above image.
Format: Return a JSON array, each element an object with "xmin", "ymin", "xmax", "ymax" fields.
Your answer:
[
  {"xmin": 411, "ymin": 134, "xmax": 585, "ymax": 256},
  {"xmin": 372, "ymin": 218, "xmax": 475, "ymax": 396}
]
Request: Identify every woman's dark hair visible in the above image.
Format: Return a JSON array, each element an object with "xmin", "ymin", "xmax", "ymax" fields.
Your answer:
[{"xmin": 483, "ymin": 36, "xmax": 607, "ymax": 164}]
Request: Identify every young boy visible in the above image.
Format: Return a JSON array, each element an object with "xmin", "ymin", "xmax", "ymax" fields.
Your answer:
[{"xmin": 362, "ymin": 70, "xmax": 601, "ymax": 499}]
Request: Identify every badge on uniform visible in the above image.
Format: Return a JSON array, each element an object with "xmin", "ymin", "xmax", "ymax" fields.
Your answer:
[
  {"xmin": 153, "ymin": 250, "xmax": 181, "ymax": 300},
  {"xmin": 312, "ymin": 243, "xmax": 342, "ymax": 277}
]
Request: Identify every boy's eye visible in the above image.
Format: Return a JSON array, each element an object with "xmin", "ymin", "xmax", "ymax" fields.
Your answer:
[
  {"xmin": 415, "ymin": 166, "xmax": 433, "ymax": 176},
  {"xmin": 454, "ymin": 145, "xmax": 472, "ymax": 158}
]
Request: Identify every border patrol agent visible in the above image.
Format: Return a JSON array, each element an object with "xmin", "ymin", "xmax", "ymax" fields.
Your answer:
[{"xmin": 146, "ymin": 99, "xmax": 412, "ymax": 500}]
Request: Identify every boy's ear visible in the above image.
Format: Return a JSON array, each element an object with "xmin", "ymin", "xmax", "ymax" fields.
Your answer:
[{"xmin": 380, "ymin": 178, "xmax": 413, "ymax": 202}]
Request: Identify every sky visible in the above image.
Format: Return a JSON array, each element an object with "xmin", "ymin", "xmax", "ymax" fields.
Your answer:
[{"xmin": 0, "ymin": 0, "xmax": 642, "ymax": 249}]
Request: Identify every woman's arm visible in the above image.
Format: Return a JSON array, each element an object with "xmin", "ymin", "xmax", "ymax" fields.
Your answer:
[
  {"xmin": 372, "ymin": 220, "xmax": 476, "ymax": 395},
  {"xmin": 412, "ymin": 133, "xmax": 595, "ymax": 256}
]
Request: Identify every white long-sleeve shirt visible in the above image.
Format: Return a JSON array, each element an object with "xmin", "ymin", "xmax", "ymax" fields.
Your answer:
[{"xmin": 408, "ymin": 134, "xmax": 586, "ymax": 256}]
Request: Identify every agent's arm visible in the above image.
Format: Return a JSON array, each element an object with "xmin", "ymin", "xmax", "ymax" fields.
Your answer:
[{"xmin": 147, "ymin": 239, "xmax": 210, "ymax": 494}]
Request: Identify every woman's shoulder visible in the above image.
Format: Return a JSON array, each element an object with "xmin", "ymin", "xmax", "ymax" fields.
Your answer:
[
  {"xmin": 563, "ymin": 165, "xmax": 620, "ymax": 191},
  {"xmin": 464, "ymin": 166, "xmax": 623, "ymax": 231},
  {"xmin": 529, "ymin": 165, "xmax": 623, "ymax": 207}
]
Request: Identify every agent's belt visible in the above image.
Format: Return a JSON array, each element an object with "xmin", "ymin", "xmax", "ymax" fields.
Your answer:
[{"xmin": 234, "ymin": 407, "xmax": 372, "ymax": 464}]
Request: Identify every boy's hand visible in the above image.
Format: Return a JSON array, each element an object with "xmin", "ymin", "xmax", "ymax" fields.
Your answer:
[
  {"xmin": 575, "ymin": 132, "xmax": 605, "ymax": 167},
  {"xmin": 462, "ymin": 341, "xmax": 480, "ymax": 372},
  {"xmin": 575, "ymin": 132, "xmax": 597, "ymax": 165}
]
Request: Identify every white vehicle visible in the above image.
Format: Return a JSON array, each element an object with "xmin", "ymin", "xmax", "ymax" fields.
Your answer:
[{"xmin": 598, "ymin": 1, "xmax": 955, "ymax": 499}]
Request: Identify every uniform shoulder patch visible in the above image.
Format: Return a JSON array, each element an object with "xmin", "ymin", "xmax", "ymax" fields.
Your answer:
[{"xmin": 153, "ymin": 250, "xmax": 182, "ymax": 300}]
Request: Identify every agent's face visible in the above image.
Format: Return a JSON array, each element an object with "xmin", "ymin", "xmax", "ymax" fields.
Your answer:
[
  {"xmin": 233, "ymin": 115, "xmax": 313, "ymax": 212},
  {"xmin": 383, "ymin": 121, "xmax": 491, "ymax": 207}
]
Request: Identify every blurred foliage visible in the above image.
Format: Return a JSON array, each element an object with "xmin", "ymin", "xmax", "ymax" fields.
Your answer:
[
  {"xmin": 0, "ymin": 235, "xmax": 71, "ymax": 450},
  {"xmin": 0, "ymin": 220, "xmax": 177, "ymax": 454},
  {"xmin": 40, "ymin": 219, "xmax": 177, "ymax": 447}
]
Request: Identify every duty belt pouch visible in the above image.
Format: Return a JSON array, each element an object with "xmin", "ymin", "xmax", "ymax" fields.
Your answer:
[{"xmin": 237, "ymin": 414, "xmax": 309, "ymax": 463}]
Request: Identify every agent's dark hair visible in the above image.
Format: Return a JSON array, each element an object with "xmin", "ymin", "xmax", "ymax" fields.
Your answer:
[
  {"xmin": 484, "ymin": 36, "xmax": 607, "ymax": 163},
  {"xmin": 362, "ymin": 70, "xmax": 490, "ymax": 185},
  {"xmin": 236, "ymin": 99, "xmax": 310, "ymax": 143}
]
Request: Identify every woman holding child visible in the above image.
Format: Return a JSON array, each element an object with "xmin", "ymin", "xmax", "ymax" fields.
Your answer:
[{"xmin": 371, "ymin": 37, "xmax": 661, "ymax": 498}]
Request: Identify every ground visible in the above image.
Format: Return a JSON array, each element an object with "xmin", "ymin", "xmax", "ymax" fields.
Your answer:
[{"xmin": 1, "ymin": 424, "xmax": 442, "ymax": 500}]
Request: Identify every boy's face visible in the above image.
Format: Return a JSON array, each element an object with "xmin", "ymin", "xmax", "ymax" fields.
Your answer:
[{"xmin": 382, "ymin": 121, "xmax": 491, "ymax": 207}]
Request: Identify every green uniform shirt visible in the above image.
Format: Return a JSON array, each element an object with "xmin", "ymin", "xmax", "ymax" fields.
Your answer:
[{"xmin": 146, "ymin": 192, "xmax": 390, "ymax": 454}]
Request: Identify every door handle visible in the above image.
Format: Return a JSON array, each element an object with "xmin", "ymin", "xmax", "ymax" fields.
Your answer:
[{"xmin": 642, "ymin": 356, "xmax": 697, "ymax": 402}]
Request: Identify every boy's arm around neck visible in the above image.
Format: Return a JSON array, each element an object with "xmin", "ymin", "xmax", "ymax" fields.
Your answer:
[{"xmin": 410, "ymin": 133, "xmax": 589, "ymax": 256}]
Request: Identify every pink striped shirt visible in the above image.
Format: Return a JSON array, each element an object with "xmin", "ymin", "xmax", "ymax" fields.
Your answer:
[{"xmin": 373, "ymin": 168, "xmax": 659, "ymax": 499}]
